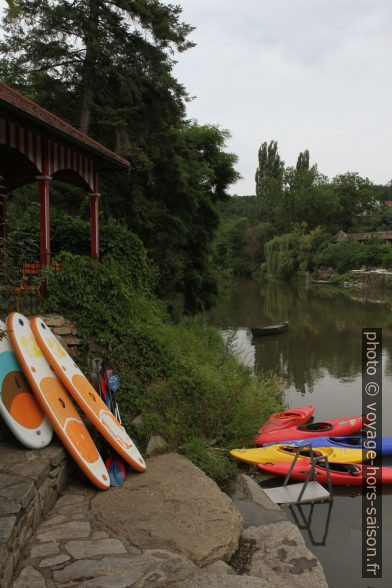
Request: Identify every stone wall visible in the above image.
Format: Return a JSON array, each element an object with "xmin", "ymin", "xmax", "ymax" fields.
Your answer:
[
  {"xmin": 0, "ymin": 439, "xmax": 73, "ymax": 587},
  {"xmin": 39, "ymin": 314, "xmax": 82, "ymax": 354}
]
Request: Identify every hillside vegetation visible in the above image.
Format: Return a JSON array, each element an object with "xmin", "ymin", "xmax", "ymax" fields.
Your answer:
[
  {"xmin": 213, "ymin": 142, "xmax": 392, "ymax": 280},
  {"xmin": 42, "ymin": 230, "xmax": 280, "ymax": 482}
]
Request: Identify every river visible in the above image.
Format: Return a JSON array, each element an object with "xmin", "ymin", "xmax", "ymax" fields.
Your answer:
[{"xmin": 210, "ymin": 277, "xmax": 392, "ymax": 588}]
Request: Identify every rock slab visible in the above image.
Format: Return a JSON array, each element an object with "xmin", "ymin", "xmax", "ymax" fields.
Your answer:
[
  {"xmin": 243, "ymin": 521, "xmax": 329, "ymax": 587},
  {"xmin": 91, "ymin": 453, "xmax": 243, "ymax": 566},
  {"xmin": 175, "ymin": 572, "xmax": 271, "ymax": 587}
]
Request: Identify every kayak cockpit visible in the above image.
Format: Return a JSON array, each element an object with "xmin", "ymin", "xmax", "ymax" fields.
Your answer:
[
  {"xmin": 279, "ymin": 445, "xmax": 322, "ymax": 458},
  {"xmin": 298, "ymin": 422, "xmax": 333, "ymax": 432},
  {"xmin": 317, "ymin": 462, "xmax": 361, "ymax": 475}
]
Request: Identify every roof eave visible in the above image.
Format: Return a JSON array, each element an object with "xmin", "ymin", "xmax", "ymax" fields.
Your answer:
[{"xmin": 0, "ymin": 98, "xmax": 130, "ymax": 170}]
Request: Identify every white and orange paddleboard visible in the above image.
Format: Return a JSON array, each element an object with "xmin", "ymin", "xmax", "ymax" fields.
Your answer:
[
  {"xmin": 31, "ymin": 316, "xmax": 146, "ymax": 473},
  {"xmin": 7, "ymin": 313, "xmax": 109, "ymax": 490},
  {"xmin": 0, "ymin": 320, "xmax": 52, "ymax": 448}
]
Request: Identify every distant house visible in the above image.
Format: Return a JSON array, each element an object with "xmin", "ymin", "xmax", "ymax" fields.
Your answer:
[{"xmin": 332, "ymin": 231, "xmax": 392, "ymax": 243}]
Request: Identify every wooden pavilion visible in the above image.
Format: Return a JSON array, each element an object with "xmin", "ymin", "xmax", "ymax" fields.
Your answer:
[{"xmin": 0, "ymin": 82, "xmax": 130, "ymax": 266}]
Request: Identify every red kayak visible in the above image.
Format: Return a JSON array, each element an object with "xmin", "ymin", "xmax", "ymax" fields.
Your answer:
[
  {"xmin": 255, "ymin": 415, "xmax": 364, "ymax": 446},
  {"xmin": 257, "ymin": 405, "xmax": 314, "ymax": 435},
  {"xmin": 259, "ymin": 459, "xmax": 392, "ymax": 486}
]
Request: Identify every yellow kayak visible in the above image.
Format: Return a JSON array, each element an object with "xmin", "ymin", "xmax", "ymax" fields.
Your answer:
[{"xmin": 229, "ymin": 444, "xmax": 364, "ymax": 465}]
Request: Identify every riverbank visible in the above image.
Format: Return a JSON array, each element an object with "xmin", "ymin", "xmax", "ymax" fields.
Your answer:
[
  {"xmin": 318, "ymin": 269, "xmax": 392, "ymax": 305},
  {"xmin": 3, "ymin": 442, "xmax": 328, "ymax": 587},
  {"xmin": 41, "ymin": 257, "xmax": 282, "ymax": 485}
]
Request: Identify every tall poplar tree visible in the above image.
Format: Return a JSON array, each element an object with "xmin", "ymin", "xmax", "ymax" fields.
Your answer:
[{"xmin": 255, "ymin": 140, "xmax": 285, "ymax": 223}]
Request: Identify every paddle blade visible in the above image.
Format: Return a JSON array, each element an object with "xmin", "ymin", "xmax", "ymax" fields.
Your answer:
[
  {"xmin": 99, "ymin": 375, "xmax": 114, "ymax": 411},
  {"xmin": 99, "ymin": 375, "xmax": 108, "ymax": 400},
  {"xmin": 107, "ymin": 373, "xmax": 120, "ymax": 393},
  {"xmin": 106, "ymin": 455, "xmax": 126, "ymax": 487}
]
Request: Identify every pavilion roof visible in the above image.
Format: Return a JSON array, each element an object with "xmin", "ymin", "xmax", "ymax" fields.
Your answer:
[{"xmin": 0, "ymin": 82, "xmax": 130, "ymax": 169}]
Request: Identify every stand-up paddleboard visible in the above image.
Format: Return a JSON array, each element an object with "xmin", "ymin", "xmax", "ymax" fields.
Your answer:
[
  {"xmin": 7, "ymin": 313, "xmax": 110, "ymax": 490},
  {"xmin": 31, "ymin": 316, "xmax": 146, "ymax": 473},
  {"xmin": 0, "ymin": 320, "xmax": 52, "ymax": 448}
]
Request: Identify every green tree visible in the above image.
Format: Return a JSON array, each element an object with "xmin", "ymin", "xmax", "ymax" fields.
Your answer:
[
  {"xmin": 331, "ymin": 172, "xmax": 378, "ymax": 230},
  {"xmin": 255, "ymin": 140, "xmax": 284, "ymax": 198},
  {"xmin": 265, "ymin": 226, "xmax": 326, "ymax": 278},
  {"xmin": 282, "ymin": 159, "xmax": 340, "ymax": 232},
  {"xmin": 132, "ymin": 123, "xmax": 239, "ymax": 312},
  {"xmin": 0, "ymin": 0, "xmax": 193, "ymax": 134},
  {"xmin": 255, "ymin": 140, "xmax": 285, "ymax": 224},
  {"xmin": 293, "ymin": 149, "xmax": 318, "ymax": 190}
]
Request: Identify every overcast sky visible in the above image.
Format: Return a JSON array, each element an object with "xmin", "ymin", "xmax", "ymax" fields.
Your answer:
[
  {"xmin": 165, "ymin": 0, "xmax": 392, "ymax": 194},
  {"xmin": 1, "ymin": 1, "xmax": 391, "ymax": 195}
]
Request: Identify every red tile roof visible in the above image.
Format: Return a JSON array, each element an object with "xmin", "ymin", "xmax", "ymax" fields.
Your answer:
[
  {"xmin": 332, "ymin": 230, "xmax": 392, "ymax": 242},
  {"xmin": 332, "ymin": 230, "xmax": 348, "ymax": 242},
  {"xmin": 0, "ymin": 82, "xmax": 130, "ymax": 168},
  {"xmin": 347, "ymin": 231, "xmax": 392, "ymax": 241}
]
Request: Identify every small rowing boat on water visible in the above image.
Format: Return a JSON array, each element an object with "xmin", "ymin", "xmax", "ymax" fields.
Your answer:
[
  {"xmin": 251, "ymin": 322, "xmax": 288, "ymax": 336},
  {"xmin": 258, "ymin": 459, "xmax": 392, "ymax": 486},
  {"xmin": 257, "ymin": 405, "xmax": 314, "ymax": 435}
]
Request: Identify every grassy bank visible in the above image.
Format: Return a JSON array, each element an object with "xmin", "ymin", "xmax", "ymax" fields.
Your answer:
[{"xmin": 43, "ymin": 243, "xmax": 281, "ymax": 482}]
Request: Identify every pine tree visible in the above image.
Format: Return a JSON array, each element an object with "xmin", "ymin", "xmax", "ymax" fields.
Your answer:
[{"xmin": 0, "ymin": 0, "xmax": 194, "ymax": 135}]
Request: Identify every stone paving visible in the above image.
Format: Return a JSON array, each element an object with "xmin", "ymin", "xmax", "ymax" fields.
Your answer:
[
  {"xmin": 12, "ymin": 480, "xmax": 182, "ymax": 587},
  {"xmin": 11, "ymin": 478, "xmax": 236, "ymax": 587}
]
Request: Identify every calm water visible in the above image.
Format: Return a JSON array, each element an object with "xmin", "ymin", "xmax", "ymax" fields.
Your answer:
[{"xmin": 210, "ymin": 277, "xmax": 392, "ymax": 588}]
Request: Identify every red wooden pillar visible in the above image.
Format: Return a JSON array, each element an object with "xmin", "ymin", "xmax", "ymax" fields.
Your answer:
[
  {"xmin": 37, "ymin": 176, "xmax": 51, "ymax": 267},
  {"xmin": 89, "ymin": 192, "xmax": 100, "ymax": 259}
]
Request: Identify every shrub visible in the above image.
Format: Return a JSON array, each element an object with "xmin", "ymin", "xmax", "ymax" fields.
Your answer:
[{"xmin": 314, "ymin": 240, "xmax": 392, "ymax": 272}]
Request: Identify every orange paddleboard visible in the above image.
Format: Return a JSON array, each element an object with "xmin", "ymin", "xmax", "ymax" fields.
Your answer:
[
  {"xmin": 31, "ymin": 316, "xmax": 146, "ymax": 473},
  {"xmin": 7, "ymin": 313, "xmax": 109, "ymax": 490}
]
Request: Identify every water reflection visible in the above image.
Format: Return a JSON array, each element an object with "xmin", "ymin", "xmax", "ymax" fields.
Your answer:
[
  {"xmin": 287, "ymin": 501, "xmax": 333, "ymax": 546},
  {"xmin": 211, "ymin": 278, "xmax": 392, "ymax": 425}
]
